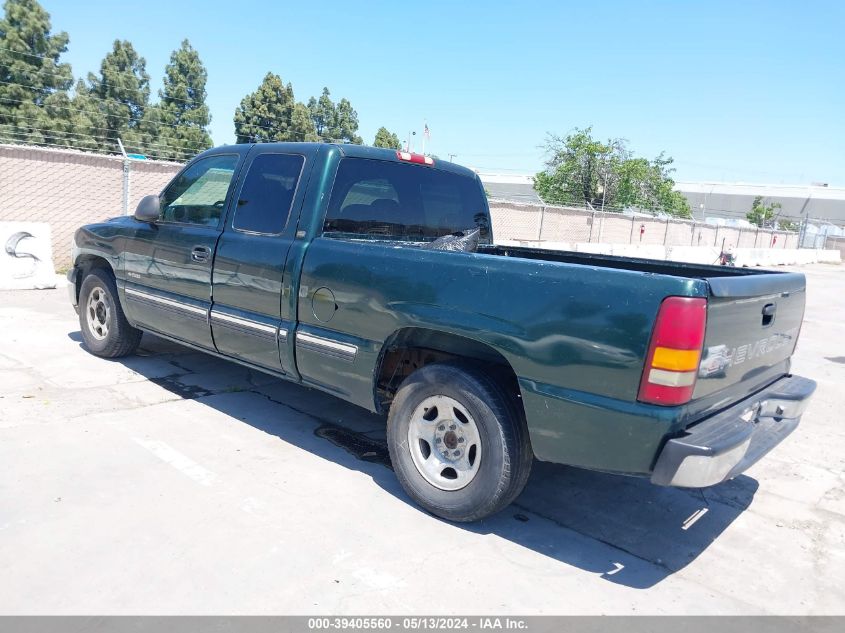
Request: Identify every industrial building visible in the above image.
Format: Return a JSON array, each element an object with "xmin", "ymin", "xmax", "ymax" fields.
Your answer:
[
  {"xmin": 477, "ymin": 171, "xmax": 845, "ymax": 227},
  {"xmin": 674, "ymin": 182, "xmax": 845, "ymax": 224}
]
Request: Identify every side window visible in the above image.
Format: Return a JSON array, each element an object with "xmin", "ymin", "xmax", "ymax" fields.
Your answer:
[
  {"xmin": 233, "ymin": 153, "xmax": 305, "ymax": 234},
  {"xmin": 160, "ymin": 154, "xmax": 239, "ymax": 226}
]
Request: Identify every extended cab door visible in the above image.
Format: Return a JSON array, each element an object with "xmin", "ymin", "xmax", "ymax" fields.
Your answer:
[
  {"xmin": 122, "ymin": 152, "xmax": 243, "ymax": 349},
  {"xmin": 210, "ymin": 148, "xmax": 312, "ymax": 372},
  {"xmin": 294, "ymin": 154, "xmax": 491, "ymax": 410}
]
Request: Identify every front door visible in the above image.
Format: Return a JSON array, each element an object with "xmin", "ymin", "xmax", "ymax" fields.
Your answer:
[
  {"xmin": 210, "ymin": 149, "xmax": 311, "ymax": 371},
  {"xmin": 123, "ymin": 152, "xmax": 241, "ymax": 349}
]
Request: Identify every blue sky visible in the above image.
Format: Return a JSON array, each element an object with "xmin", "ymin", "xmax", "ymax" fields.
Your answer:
[{"xmin": 44, "ymin": 0, "xmax": 843, "ymax": 185}]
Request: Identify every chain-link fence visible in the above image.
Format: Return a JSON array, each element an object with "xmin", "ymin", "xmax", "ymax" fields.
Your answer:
[
  {"xmin": 489, "ymin": 199, "xmax": 801, "ymax": 250},
  {"xmin": 824, "ymin": 236, "xmax": 845, "ymax": 259},
  {"xmin": 0, "ymin": 142, "xmax": 833, "ymax": 270},
  {"xmin": 0, "ymin": 143, "xmax": 181, "ymax": 268}
]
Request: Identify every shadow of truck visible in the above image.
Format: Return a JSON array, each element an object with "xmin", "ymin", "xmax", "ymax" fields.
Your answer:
[{"xmin": 69, "ymin": 330, "xmax": 758, "ymax": 589}]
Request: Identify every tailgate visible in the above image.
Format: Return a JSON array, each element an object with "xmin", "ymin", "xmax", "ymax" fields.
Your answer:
[{"xmin": 694, "ymin": 272, "xmax": 806, "ymax": 399}]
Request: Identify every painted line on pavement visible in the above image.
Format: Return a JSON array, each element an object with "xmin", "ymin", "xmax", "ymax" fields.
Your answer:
[{"xmin": 132, "ymin": 437, "xmax": 217, "ymax": 487}]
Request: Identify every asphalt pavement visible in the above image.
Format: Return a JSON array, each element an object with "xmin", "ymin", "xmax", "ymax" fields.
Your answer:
[{"xmin": 0, "ymin": 264, "xmax": 843, "ymax": 614}]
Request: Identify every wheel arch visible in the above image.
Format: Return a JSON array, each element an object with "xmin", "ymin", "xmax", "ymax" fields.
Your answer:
[
  {"xmin": 72, "ymin": 254, "xmax": 115, "ymax": 304},
  {"xmin": 374, "ymin": 327, "xmax": 525, "ymax": 418}
]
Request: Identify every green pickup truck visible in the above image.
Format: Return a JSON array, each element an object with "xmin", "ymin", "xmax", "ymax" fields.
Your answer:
[{"xmin": 68, "ymin": 143, "xmax": 816, "ymax": 521}]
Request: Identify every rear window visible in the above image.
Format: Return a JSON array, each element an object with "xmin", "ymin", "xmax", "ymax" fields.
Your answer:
[{"xmin": 323, "ymin": 158, "xmax": 489, "ymax": 242}]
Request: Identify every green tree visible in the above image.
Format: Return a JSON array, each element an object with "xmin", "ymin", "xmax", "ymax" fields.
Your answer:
[
  {"xmin": 334, "ymin": 97, "xmax": 362, "ymax": 144},
  {"xmin": 290, "ymin": 101, "xmax": 318, "ymax": 142},
  {"xmin": 534, "ymin": 128, "xmax": 622, "ymax": 208},
  {"xmin": 67, "ymin": 79, "xmax": 107, "ymax": 150},
  {"xmin": 154, "ymin": 39, "xmax": 212, "ymax": 159},
  {"xmin": 306, "ymin": 87, "xmax": 362, "ymax": 144},
  {"xmin": 233, "ymin": 72, "xmax": 315, "ymax": 143},
  {"xmin": 0, "ymin": 0, "xmax": 73, "ymax": 145},
  {"xmin": 746, "ymin": 196, "xmax": 782, "ymax": 228},
  {"xmin": 535, "ymin": 126, "xmax": 691, "ymax": 218},
  {"xmin": 373, "ymin": 126, "xmax": 401, "ymax": 149},
  {"xmin": 86, "ymin": 40, "xmax": 150, "ymax": 154},
  {"xmin": 307, "ymin": 87, "xmax": 335, "ymax": 140}
]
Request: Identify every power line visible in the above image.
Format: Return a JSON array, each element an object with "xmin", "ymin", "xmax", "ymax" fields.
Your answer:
[
  {"xmin": 0, "ymin": 44, "xmax": 69, "ymax": 61},
  {"xmin": 1, "ymin": 83, "xmax": 301, "ymax": 135},
  {"xmin": 2, "ymin": 79, "xmax": 363, "ymax": 142},
  {"xmin": 0, "ymin": 119, "xmax": 198, "ymax": 157},
  {"xmin": 0, "ymin": 96, "xmax": 208, "ymax": 134},
  {"xmin": 0, "ymin": 136, "xmax": 185, "ymax": 162},
  {"xmin": 0, "ymin": 72, "xmax": 206, "ymax": 108},
  {"xmin": 0, "ymin": 131, "xmax": 193, "ymax": 159},
  {"xmin": 1, "ymin": 106, "xmax": 208, "ymax": 140}
]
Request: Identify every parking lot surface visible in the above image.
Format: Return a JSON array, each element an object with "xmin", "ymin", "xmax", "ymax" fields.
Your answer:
[{"xmin": 1, "ymin": 264, "xmax": 843, "ymax": 615}]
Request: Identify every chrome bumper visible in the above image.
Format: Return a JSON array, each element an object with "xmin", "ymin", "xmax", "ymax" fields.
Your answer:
[{"xmin": 651, "ymin": 375, "xmax": 816, "ymax": 487}]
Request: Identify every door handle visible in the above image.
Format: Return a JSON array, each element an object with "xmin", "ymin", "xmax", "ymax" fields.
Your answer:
[{"xmin": 191, "ymin": 246, "xmax": 211, "ymax": 263}]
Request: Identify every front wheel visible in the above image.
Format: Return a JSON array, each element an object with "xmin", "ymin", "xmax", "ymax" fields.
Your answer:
[
  {"xmin": 387, "ymin": 362, "xmax": 532, "ymax": 522},
  {"xmin": 78, "ymin": 268, "xmax": 142, "ymax": 358}
]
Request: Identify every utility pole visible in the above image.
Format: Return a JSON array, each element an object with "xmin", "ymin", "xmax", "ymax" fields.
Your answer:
[
  {"xmin": 796, "ymin": 186, "xmax": 813, "ymax": 249},
  {"xmin": 117, "ymin": 138, "xmax": 130, "ymax": 215},
  {"xmin": 448, "ymin": 153, "xmax": 457, "ymax": 162},
  {"xmin": 600, "ymin": 169, "xmax": 609, "ymax": 212},
  {"xmin": 405, "ymin": 131, "xmax": 416, "ymax": 153}
]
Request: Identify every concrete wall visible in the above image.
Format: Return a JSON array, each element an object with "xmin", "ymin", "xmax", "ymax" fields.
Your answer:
[
  {"xmin": 489, "ymin": 199, "xmax": 801, "ymax": 251},
  {"xmin": 0, "ymin": 143, "xmax": 818, "ymax": 270},
  {"xmin": 0, "ymin": 144, "xmax": 181, "ymax": 268}
]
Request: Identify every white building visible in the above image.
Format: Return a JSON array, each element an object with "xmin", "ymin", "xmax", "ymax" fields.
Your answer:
[
  {"xmin": 477, "ymin": 172, "xmax": 845, "ymax": 227},
  {"xmin": 674, "ymin": 182, "xmax": 845, "ymax": 224}
]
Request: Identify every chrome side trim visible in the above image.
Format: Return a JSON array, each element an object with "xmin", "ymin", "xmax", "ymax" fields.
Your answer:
[
  {"xmin": 296, "ymin": 331, "xmax": 358, "ymax": 361},
  {"xmin": 277, "ymin": 327, "xmax": 288, "ymax": 342},
  {"xmin": 124, "ymin": 287, "xmax": 207, "ymax": 316},
  {"xmin": 210, "ymin": 310, "xmax": 277, "ymax": 336}
]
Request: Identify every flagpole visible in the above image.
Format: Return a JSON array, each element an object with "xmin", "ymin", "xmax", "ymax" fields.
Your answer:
[{"xmin": 422, "ymin": 121, "xmax": 427, "ymax": 156}]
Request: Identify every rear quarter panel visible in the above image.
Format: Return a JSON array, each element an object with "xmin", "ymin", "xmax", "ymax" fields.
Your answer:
[{"xmin": 297, "ymin": 237, "xmax": 709, "ymax": 472}]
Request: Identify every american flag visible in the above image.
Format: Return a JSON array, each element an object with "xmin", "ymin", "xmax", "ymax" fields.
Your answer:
[{"xmin": 424, "ymin": 123, "xmax": 430, "ymax": 139}]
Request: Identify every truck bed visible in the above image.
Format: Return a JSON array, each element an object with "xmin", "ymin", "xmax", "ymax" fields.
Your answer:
[
  {"xmin": 481, "ymin": 244, "xmax": 807, "ymax": 298},
  {"xmin": 482, "ymin": 244, "xmax": 786, "ymax": 279}
]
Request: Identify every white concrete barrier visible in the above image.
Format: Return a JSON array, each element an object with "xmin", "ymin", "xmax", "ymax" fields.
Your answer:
[
  {"xmin": 492, "ymin": 237, "xmax": 842, "ymax": 267},
  {"xmin": 733, "ymin": 248, "xmax": 841, "ymax": 267},
  {"xmin": 0, "ymin": 221, "xmax": 57, "ymax": 290},
  {"xmin": 573, "ymin": 243, "xmax": 613, "ymax": 255},
  {"xmin": 666, "ymin": 245, "xmax": 721, "ymax": 265},
  {"xmin": 818, "ymin": 249, "xmax": 842, "ymax": 263}
]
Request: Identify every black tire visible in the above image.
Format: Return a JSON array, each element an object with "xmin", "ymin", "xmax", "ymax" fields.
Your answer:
[
  {"xmin": 78, "ymin": 268, "xmax": 142, "ymax": 358},
  {"xmin": 387, "ymin": 362, "xmax": 533, "ymax": 522}
]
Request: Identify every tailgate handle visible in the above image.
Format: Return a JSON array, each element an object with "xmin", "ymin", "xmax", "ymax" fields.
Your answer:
[{"xmin": 762, "ymin": 303, "xmax": 776, "ymax": 326}]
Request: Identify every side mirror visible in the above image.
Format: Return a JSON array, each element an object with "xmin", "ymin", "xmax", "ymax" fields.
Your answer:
[{"xmin": 134, "ymin": 194, "xmax": 160, "ymax": 222}]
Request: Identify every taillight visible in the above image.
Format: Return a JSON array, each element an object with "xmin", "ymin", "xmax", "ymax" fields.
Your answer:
[
  {"xmin": 638, "ymin": 296, "xmax": 707, "ymax": 406},
  {"xmin": 396, "ymin": 151, "xmax": 434, "ymax": 166}
]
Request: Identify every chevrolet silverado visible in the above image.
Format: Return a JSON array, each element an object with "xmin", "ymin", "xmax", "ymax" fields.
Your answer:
[{"xmin": 68, "ymin": 143, "xmax": 816, "ymax": 521}]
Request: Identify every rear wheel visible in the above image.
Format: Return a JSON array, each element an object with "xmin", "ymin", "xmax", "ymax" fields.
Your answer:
[
  {"xmin": 387, "ymin": 362, "xmax": 532, "ymax": 522},
  {"xmin": 78, "ymin": 268, "xmax": 142, "ymax": 358}
]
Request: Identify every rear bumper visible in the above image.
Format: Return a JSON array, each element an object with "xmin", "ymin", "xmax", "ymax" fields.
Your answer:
[{"xmin": 651, "ymin": 374, "xmax": 816, "ymax": 487}]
